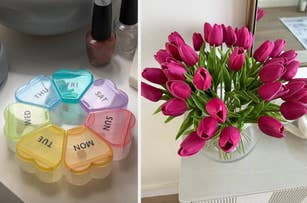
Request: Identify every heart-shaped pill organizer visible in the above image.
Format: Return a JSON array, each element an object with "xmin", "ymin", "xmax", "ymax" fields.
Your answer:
[{"xmin": 4, "ymin": 69, "xmax": 135, "ymax": 185}]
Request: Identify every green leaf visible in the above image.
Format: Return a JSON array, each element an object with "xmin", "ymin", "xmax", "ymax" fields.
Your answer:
[
  {"xmin": 153, "ymin": 105, "xmax": 162, "ymax": 115},
  {"xmin": 164, "ymin": 116, "xmax": 175, "ymax": 123},
  {"xmin": 176, "ymin": 111, "xmax": 194, "ymax": 139},
  {"xmin": 160, "ymin": 95, "xmax": 171, "ymax": 100},
  {"xmin": 190, "ymin": 93, "xmax": 207, "ymax": 113}
]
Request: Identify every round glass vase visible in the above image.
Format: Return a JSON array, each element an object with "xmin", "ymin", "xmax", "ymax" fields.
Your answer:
[{"xmin": 201, "ymin": 124, "xmax": 259, "ymax": 162}]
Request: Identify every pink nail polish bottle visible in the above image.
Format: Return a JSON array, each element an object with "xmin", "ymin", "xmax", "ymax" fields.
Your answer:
[{"xmin": 86, "ymin": 0, "xmax": 115, "ymax": 67}]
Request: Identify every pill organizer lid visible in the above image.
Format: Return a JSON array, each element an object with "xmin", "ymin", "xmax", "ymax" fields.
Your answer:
[
  {"xmin": 52, "ymin": 69, "xmax": 94, "ymax": 103},
  {"xmin": 15, "ymin": 75, "xmax": 61, "ymax": 109},
  {"xmin": 85, "ymin": 109, "xmax": 136, "ymax": 147},
  {"xmin": 16, "ymin": 124, "xmax": 65, "ymax": 172},
  {"xmin": 64, "ymin": 126, "xmax": 113, "ymax": 173},
  {"xmin": 80, "ymin": 79, "xmax": 128, "ymax": 112},
  {"xmin": 4, "ymin": 103, "xmax": 50, "ymax": 141}
]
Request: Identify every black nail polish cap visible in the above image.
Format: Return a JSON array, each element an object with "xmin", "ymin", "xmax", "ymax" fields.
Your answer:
[
  {"xmin": 91, "ymin": 0, "xmax": 112, "ymax": 41},
  {"xmin": 119, "ymin": 0, "xmax": 138, "ymax": 25}
]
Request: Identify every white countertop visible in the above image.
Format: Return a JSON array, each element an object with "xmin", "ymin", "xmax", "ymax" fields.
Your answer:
[
  {"xmin": 179, "ymin": 69, "xmax": 307, "ymax": 202},
  {"xmin": 0, "ymin": 25, "xmax": 138, "ymax": 203}
]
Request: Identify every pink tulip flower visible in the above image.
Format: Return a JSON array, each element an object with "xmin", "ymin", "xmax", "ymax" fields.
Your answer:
[
  {"xmin": 161, "ymin": 98, "xmax": 187, "ymax": 117},
  {"xmin": 165, "ymin": 42, "xmax": 181, "ymax": 60},
  {"xmin": 178, "ymin": 43, "xmax": 199, "ymax": 66},
  {"xmin": 270, "ymin": 39, "xmax": 286, "ymax": 58},
  {"xmin": 259, "ymin": 63, "xmax": 285, "ymax": 82},
  {"xmin": 282, "ymin": 88, "xmax": 307, "ymax": 103},
  {"xmin": 253, "ymin": 40, "xmax": 274, "ymax": 62},
  {"xmin": 166, "ymin": 80, "xmax": 191, "ymax": 100},
  {"xmin": 282, "ymin": 60, "xmax": 300, "ymax": 81},
  {"xmin": 141, "ymin": 82, "xmax": 163, "ymax": 102},
  {"xmin": 208, "ymin": 24, "xmax": 223, "ymax": 46},
  {"xmin": 192, "ymin": 32, "xmax": 204, "ymax": 51},
  {"xmin": 168, "ymin": 31, "xmax": 185, "ymax": 46},
  {"xmin": 280, "ymin": 101, "xmax": 306, "ymax": 120},
  {"xmin": 264, "ymin": 57, "xmax": 286, "ymax": 66},
  {"xmin": 162, "ymin": 62, "xmax": 187, "ymax": 81},
  {"xmin": 154, "ymin": 49, "xmax": 171, "ymax": 64},
  {"xmin": 256, "ymin": 8, "xmax": 265, "ymax": 21},
  {"xmin": 197, "ymin": 116, "xmax": 219, "ymax": 140},
  {"xmin": 203, "ymin": 22, "xmax": 212, "ymax": 43},
  {"xmin": 235, "ymin": 27, "xmax": 254, "ymax": 50},
  {"xmin": 258, "ymin": 81, "xmax": 288, "ymax": 101},
  {"xmin": 223, "ymin": 25, "xmax": 237, "ymax": 47},
  {"xmin": 205, "ymin": 98, "xmax": 227, "ymax": 123},
  {"xmin": 258, "ymin": 116, "xmax": 284, "ymax": 138},
  {"xmin": 142, "ymin": 68, "xmax": 167, "ymax": 85},
  {"xmin": 193, "ymin": 67, "xmax": 212, "ymax": 90},
  {"xmin": 178, "ymin": 131, "xmax": 206, "ymax": 157},
  {"xmin": 219, "ymin": 126, "xmax": 241, "ymax": 153},
  {"xmin": 280, "ymin": 50, "xmax": 298, "ymax": 63},
  {"xmin": 228, "ymin": 47, "xmax": 245, "ymax": 71}
]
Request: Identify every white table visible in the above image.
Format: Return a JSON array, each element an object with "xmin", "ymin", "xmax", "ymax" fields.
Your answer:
[
  {"xmin": 179, "ymin": 69, "xmax": 307, "ymax": 203},
  {"xmin": 0, "ymin": 25, "xmax": 137, "ymax": 203}
]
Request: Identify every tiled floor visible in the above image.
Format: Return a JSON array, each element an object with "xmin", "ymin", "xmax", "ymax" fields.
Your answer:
[{"xmin": 142, "ymin": 194, "xmax": 179, "ymax": 203}]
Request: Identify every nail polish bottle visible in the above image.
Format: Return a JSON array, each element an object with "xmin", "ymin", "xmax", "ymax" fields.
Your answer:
[
  {"xmin": 116, "ymin": 0, "xmax": 138, "ymax": 56},
  {"xmin": 86, "ymin": 0, "xmax": 116, "ymax": 67}
]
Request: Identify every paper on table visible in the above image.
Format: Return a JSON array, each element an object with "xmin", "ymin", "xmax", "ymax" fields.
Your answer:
[{"xmin": 280, "ymin": 17, "xmax": 307, "ymax": 49}]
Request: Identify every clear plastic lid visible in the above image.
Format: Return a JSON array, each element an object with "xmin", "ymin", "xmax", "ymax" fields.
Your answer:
[
  {"xmin": 85, "ymin": 109, "xmax": 135, "ymax": 147},
  {"xmin": 64, "ymin": 126, "xmax": 113, "ymax": 173},
  {"xmin": 4, "ymin": 103, "xmax": 50, "ymax": 142},
  {"xmin": 52, "ymin": 69, "xmax": 94, "ymax": 103},
  {"xmin": 80, "ymin": 79, "xmax": 128, "ymax": 112},
  {"xmin": 15, "ymin": 75, "xmax": 61, "ymax": 109},
  {"xmin": 16, "ymin": 124, "xmax": 65, "ymax": 172}
]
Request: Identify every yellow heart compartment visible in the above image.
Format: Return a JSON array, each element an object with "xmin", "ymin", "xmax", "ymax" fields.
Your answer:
[
  {"xmin": 64, "ymin": 126, "xmax": 113, "ymax": 185},
  {"xmin": 15, "ymin": 124, "xmax": 113, "ymax": 185}
]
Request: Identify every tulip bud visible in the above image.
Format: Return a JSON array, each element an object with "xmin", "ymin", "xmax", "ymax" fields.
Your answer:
[
  {"xmin": 165, "ymin": 42, "xmax": 181, "ymax": 60},
  {"xmin": 235, "ymin": 27, "xmax": 254, "ymax": 50},
  {"xmin": 256, "ymin": 8, "xmax": 265, "ymax": 21},
  {"xmin": 166, "ymin": 80, "xmax": 191, "ymax": 100},
  {"xmin": 161, "ymin": 98, "xmax": 187, "ymax": 116},
  {"xmin": 280, "ymin": 50, "xmax": 297, "ymax": 63},
  {"xmin": 258, "ymin": 116, "xmax": 284, "ymax": 138},
  {"xmin": 162, "ymin": 62, "xmax": 187, "ymax": 81},
  {"xmin": 208, "ymin": 24, "xmax": 223, "ymax": 46},
  {"xmin": 178, "ymin": 43, "xmax": 199, "ymax": 66},
  {"xmin": 206, "ymin": 98, "xmax": 227, "ymax": 123},
  {"xmin": 203, "ymin": 22, "xmax": 212, "ymax": 43},
  {"xmin": 192, "ymin": 32, "xmax": 204, "ymax": 51},
  {"xmin": 168, "ymin": 31, "xmax": 185, "ymax": 46},
  {"xmin": 280, "ymin": 101, "xmax": 306, "ymax": 120},
  {"xmin": 282, "ymin": 60, "xmax": 300, "ymax": 81},
  {"xmin": 282, "ymin": 88, "xmax": 307, "ymax": 103},
  {"xmin": 253, "ymin": 40, "xmax": 274, "ymax": 62},
  {"xmin": 178, "ymin": 131, "xmax": 206, "ymax": 157},
  {"xmin": 282, "ymin": 80, "xmax": 305, "ymax": 101},
  {"xmin": 197, "ymin": 117, "xmax": 218, "ymax": 140},
  {"xmin": 223, "ymin": 25, "xmax": 237, "ymax": 47},
  {"xmin": 141, "ymin": 82, "xmax": 163, "ymax": 102},
  {"xmin": 264, "ymin": 57, "xmax": 286, "ymax": 66},
  {"xmin": 142, "ymin": 68, "xmax": 167, "ymax": 85},
  {"xmin": 219, "ymin": 126, "xmax": 241, "ymax": 153},
  {"xmin": 258, "ymin": 81, "xmax": 288, "ymax": 101},
  {"xmin": 270, "ymin": 39, "xmax": 286, "ymax": 58},
  {"xmin": 154, "ymin": 49, "xmax": 171, "ymax": 64},
  {"xmin": 259, "ymin": 63, "xmax": 284, "ymax": 82},
  {"xmin": 193, "ymin": 67, "xmax": 212, "ymax": 90},
  {"xmin": 228, "ymin": 47, "xmax": 245, "ymax": 71}
]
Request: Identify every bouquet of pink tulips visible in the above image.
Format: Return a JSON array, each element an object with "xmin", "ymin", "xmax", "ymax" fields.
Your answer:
[{"xmin": 141, "ymin": 22, "xmax": 306, "ymax": 158}]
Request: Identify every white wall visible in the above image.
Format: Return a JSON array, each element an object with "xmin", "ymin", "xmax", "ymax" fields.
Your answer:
[{"xmin": 259, "ymin": 0, "xmax": 299, "ymax": 8}]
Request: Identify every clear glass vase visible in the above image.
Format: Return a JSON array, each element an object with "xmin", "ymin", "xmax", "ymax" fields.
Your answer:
[{"xmin": 201, "ymin": 124, "xmax": 259, "ymax": 162}]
